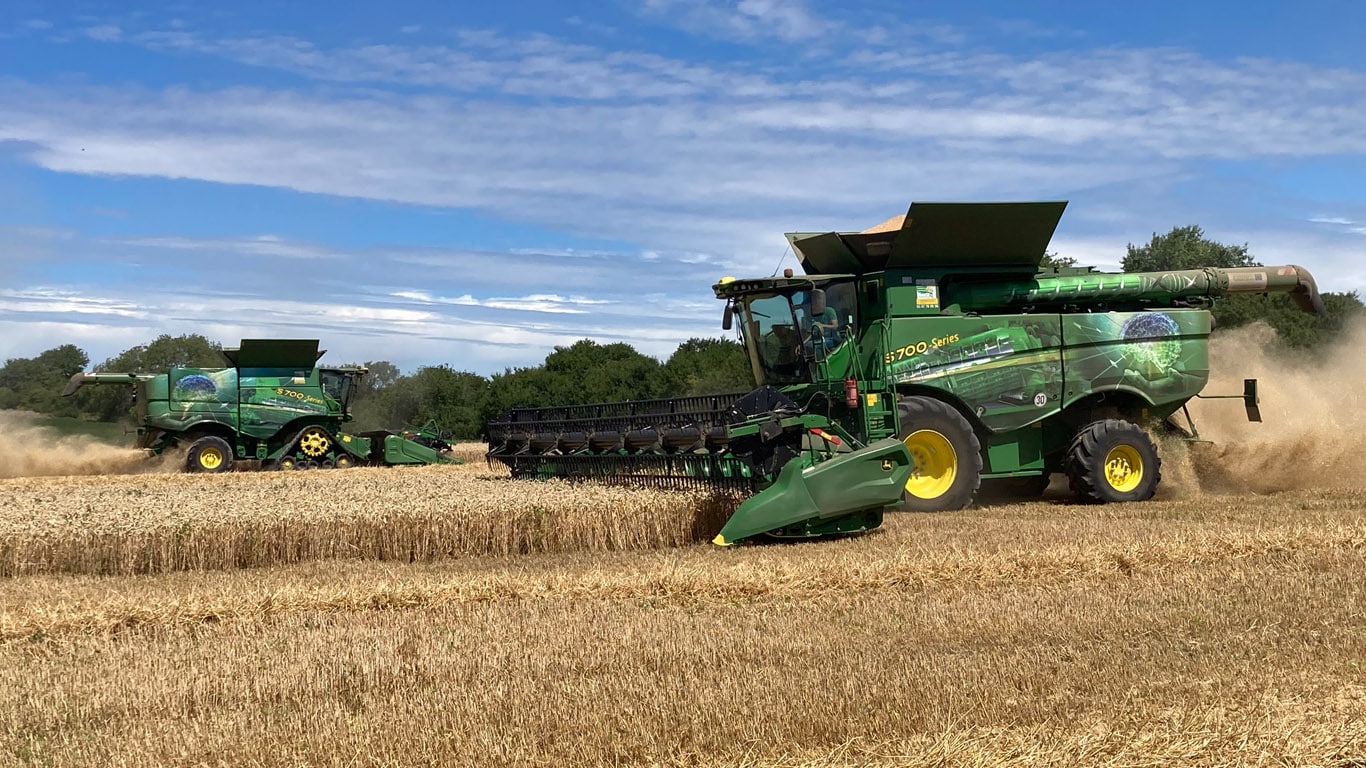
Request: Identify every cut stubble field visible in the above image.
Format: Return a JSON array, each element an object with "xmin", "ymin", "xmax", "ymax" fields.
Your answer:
[
  {"xmin": 2, "ymin": 452, "xmax": 1365, "ymax": 767},
  {"xmin": 4, "ymin": 324, "xmax": 1366, "ymax": 766}
]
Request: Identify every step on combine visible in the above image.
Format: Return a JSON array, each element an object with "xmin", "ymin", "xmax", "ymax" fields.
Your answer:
[
  {"xmin": 486, "ymin": 201, "xmax": 1325, "ymax": 545},
  {"xmin": 63, "ymin": 338, "xmax": 459, "ymax": 472}
]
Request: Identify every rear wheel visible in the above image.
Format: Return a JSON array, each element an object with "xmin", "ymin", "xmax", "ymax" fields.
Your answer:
[
  {"xmin": 1065, "ymin": 419, "xmax": 1161, "ymax": 502},
  {"xmin": 897, "ymin": 396, "xmax": 982, "ymax": 511},
  {"xmin": 186, "ymin": 436, "xmax": 234, "ymax": 473}
]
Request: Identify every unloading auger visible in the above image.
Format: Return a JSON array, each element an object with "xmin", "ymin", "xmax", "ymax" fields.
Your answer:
[{"xmin": 487, "ymin": 200, "xmax": 1327, "ymax": 545}]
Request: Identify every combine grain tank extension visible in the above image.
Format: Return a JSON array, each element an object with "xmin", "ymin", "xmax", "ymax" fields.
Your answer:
[
  {"xmin": 487, "ymin": 200, "xmax": 1327, "ymax": 544},
  {"xmin": 63, "ymin": 339, "xmax": 460, "ymax": 472}
]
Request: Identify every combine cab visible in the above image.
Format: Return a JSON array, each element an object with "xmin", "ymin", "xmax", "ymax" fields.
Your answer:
[
  {"xmin": 63, "ymin": 339, "xmax": 459, "ymax": 472},
  {"xmin": 488, "ymin": 201, "xmax": 1326, "ymax": 545}
]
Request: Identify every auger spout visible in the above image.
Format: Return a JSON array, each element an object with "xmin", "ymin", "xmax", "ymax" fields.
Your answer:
[
  {"xmin": 61, "ymin": 371, "xmax": 156, "ymax": 396},
  {"xmin": 943, "ymin": 265, "xmax": 1328, "ymax": 315}
]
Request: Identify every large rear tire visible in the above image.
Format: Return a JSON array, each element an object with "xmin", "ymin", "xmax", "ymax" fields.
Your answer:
[
  {"xmin": 186, "ymin": 436, "xmax": 234, "ymax": 473},
  {"xmin": 1065, "ymin": 419, "xmax": 1161, "ymax": 503},
  {"xmin": 897, "ymin": 396, "xmax": 982, "ymax": 511}
]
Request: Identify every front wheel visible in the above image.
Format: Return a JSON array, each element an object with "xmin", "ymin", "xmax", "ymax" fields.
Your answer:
[
  {"xmin": 186, "ymin": 436, "xmax": 234, "ymax": 473},
  {"xmin": 1065, "ymin": 419, "xmax": 1162, "ymax": 503},
  {"xmin": 897, "ymin": 396, "xmax": 982, "ymax": 511}
]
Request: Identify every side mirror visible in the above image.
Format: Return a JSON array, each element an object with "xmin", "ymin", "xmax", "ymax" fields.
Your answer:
[{"xmin": 722, "ymin": 302, "xmax": 733, "ymax": 330}]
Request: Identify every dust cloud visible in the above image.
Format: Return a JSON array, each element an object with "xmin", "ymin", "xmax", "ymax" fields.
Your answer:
[
  {"xmin": 0, "ymin": 412, "xmax": 171, "ymax": 479},
  {"xmin": 1160, "ymin": 318, "xmax": 1366, "ymax": 498}
]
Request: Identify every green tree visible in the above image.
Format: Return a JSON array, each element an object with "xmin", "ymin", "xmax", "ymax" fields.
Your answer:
[
  {"xmin": 1122, "ymin": 225, "xmax": 1360, "ymax": 349},
  {"xmin": 483, "ymin": 340, "xmax": 669, "ymax": 430},
  {"xmin": 99, "ymin": 334, "xmax": 225, "ymax": 372},
  {"xmin": 74, "ymin": 334, "xmax": 226, "ymax": 421},
  {"xmin": 357, "ymin": 360, "xmax": 401, "ymax": 398},
  {"xmin": 352, "ymin": 365, "xmax": 490, "ymax": 439},
  {"xmin": 485, "ymin": 366, "xmax": 553, "ymax": 417},
  {"xmin": 0, "ymin": 344, "xmax": 89, "ymax": 416},
  {"xmin": 1122, "ymin": 225, "xmax": 1255, "ymax": 272},
  {"xmin": 1039, "ymin": 252, "xmax": 1078, "ymax": 269},
  {"xmin": 342, "ymin": 360, "xmax": 401, "ymax": 429},
  {"xmin": 662, "ymin": 337, "xmax": 753, "ymax": 395},
  {"xmin": 1208, "ymin": 290, "xmax": 1363, "ymax": 350},
  {"xmin": 540, "ymin": 339, "xmax": 666, "ymax": 404}
]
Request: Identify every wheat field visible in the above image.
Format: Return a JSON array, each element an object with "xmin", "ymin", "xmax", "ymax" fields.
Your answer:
[{"xmin": 1, "ymin": 434, "xmax": 1364, "ymax": 767}]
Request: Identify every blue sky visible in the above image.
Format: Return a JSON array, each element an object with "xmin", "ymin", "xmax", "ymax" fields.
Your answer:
[{"xmin": 3, "ymin": 1, "xmax": 1366, "ymax": 375}]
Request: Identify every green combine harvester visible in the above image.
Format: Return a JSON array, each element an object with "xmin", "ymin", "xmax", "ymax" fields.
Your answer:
[
  {"xmin": 486, "ymin": 201, "xmax": 1325, "ymax": 545},
  {"xmin": 63, "ymin": 338, "xmax": 459, "ymax": 472}
]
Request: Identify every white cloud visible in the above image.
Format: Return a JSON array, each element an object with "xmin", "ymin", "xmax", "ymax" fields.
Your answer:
[
  {"xmin": 0, "ymin": 288, "xmax": 145, "ymax": 318},
  {"xmin": 639, "ymin": 0, "xmax": 834, "ymax": 42},
  {"xmin": 392, "ymin": 291, "xmax": 611, "ymax": 314},
  {"xmin": 3, "ymin": 16, "xmax": 1366, "ymax": 371},
  {"xmin": 83, "ymin": 25, "xmax": 122, "ymax": 41},
  {"xmin": 114, "ymin": 234, "xmax": 340, "ymax": 260}
]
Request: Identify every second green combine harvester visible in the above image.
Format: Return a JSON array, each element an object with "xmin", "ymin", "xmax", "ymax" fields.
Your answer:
[
  {"xmin": 64, "ymin": 338, "xmax": 458, "ymax": 472},
  {"xmin": 486, "ymin": 201, "xmax": 1325, "ymax": 545}
]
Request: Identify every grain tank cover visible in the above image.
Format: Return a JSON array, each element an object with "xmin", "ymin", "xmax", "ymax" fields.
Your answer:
[
  {"xmin": 787, "ymin": 201, "xmax": 1068, "ymax": 276},
  {"xmin": 221, "ymin": 339, "xmax": 324, "ymax": 370}
]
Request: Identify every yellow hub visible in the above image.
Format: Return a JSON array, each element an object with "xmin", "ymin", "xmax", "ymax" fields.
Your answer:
[
  {"xmin": 198, "ymin": 446, "xmax": 224, "ymax": 470},
  {"xmin": 1103, "ymin": 444, "xmax": 1144, "ymax": 492},
  {"xmin": 299, "ymin": 429, "xmax": 331, "ymax": 457},
  {"xmin": 903, "ymin": 429, "xmax": 958, "ymax": 499}
]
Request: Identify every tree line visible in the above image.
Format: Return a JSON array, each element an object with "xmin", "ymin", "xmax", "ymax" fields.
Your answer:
[{"xmin": 3, "ymin": 226, "xmax": 1360, "ymax": 441}]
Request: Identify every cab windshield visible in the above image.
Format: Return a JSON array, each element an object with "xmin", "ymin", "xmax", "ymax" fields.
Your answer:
[
  {"xmin": 735, "ymin": 282, "xmax": 856, "ymax": 386},
  {"xmin": 320, "ymin": 370, "xmax": 355, "ymax": 412},
  {"xmin": 737, "ymin": 292, "xmax": 808, "ymax": 386}
]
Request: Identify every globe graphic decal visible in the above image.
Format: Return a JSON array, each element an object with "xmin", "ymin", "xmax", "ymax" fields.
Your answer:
[
  {"xmin": 1120, "ymin": 313, "xmax": 1181, "ymax": 372},
  {"xmin": 175, "ymin": 373, "xmax": 218, "ymax": 399}
]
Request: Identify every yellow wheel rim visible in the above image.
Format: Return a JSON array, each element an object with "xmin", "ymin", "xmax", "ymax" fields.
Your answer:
[
  {"xmin": 299, "ymin": 429, "xmax": 331, "ymax": 457},
  {"xmin": 903, "ymin": 429, "xmax": 957, "ymax": 499},
  {"xmin": 199, "ymin": 446, "xmax": 224, "ymax": 470},
  {"xmin": 1104, "ymin": 444, "xmax": 1144, "ymax": 493}
]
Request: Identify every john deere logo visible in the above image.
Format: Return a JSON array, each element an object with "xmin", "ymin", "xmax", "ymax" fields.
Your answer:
[{"xmin": 882, "ymin": 459, "xmax": 894, "ymax": 471}]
